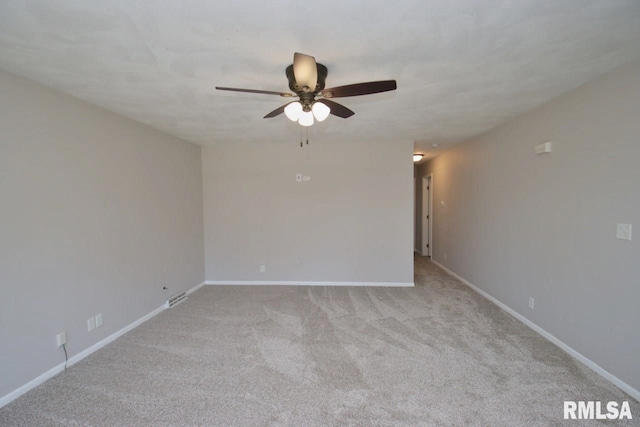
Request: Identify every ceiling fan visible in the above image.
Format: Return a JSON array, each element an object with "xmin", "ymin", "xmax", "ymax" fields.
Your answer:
[{"xmin": 216, "ymin": 52, "xmax": 397, "ymax": 126}]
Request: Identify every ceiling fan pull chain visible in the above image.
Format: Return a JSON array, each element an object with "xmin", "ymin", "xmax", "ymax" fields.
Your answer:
[
  {"xmin": 306, "ymin": 128, "xmax": 309, "ymax": 145},
  {"xmin": 300, "ymin": 127, "xmax": 303, "ymax": 148}
]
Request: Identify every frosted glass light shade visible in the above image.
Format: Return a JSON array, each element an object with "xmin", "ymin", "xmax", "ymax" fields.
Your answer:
[
  {"xmin": 298, "ymin": 110, "xmax": 314, "ymax": 127},
  {"xmin": 312, "ymin": 102, "xmax": 330, "ymax": 122},
  {"xmin": 413, "ymin": 154, "xmax": 424, "ymax": 162},
  {"xmin": 284, "ymin": 102, "xmax": 303, "ymax": 121}
]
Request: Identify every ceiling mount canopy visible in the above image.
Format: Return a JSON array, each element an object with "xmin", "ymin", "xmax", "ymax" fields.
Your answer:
[{"xmin": 216, "ymin": 52, "xmax": 397, "ymax": 126}]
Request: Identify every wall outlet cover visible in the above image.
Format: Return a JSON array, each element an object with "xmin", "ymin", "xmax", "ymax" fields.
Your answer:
[
  {"xmin": 56, "ymin": 332, "xmax": 67, "ymax": 348},
  {"xmin": 616, "ymin": 223, "xmax": 632, "ymax": 241},
  {"xmin": 87, "ymin": 317, "xmax": 96, "ymax": 332},
  {"xmin": 534, "ymin": 142, "xmax": 552, "ymax": 154}
]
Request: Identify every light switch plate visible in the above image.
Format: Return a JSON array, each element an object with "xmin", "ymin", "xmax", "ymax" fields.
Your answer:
[
  {"xmin": 534, "ymin": 142, "xmax": 552, "ymax": 154},
  {"xmin": 302, "ymin": 176, "xmax": 310, "ymax": 182},
  {"xmin": 616, "ymin": 223, "xmax": 632, "ymax": 241},
  {"xmin": 87, "ymin": 317, "xmax": 96, "ymax": 332},
  {"xmin": 95, "ymin": 313, "xmax": 103, "ymax": 328}
]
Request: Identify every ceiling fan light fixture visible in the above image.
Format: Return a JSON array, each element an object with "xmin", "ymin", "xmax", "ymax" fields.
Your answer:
[
  {"xmin": 312, "ymin": 102, "xmax": 330, "ymax": 122},
  {"xmin": 216, "ymin": 52, "xmax": 397, "ymax": 124},
  {"xmin": 413, "ymin": 154, "xmax": 424, "ymax": 162},
  {"xmin": 284, "ymin": 101, "xmax": 303, "ymax": 121},
  {"xmin": 298, "ymin": 110, "xmax": 314, "ymax": 127}
]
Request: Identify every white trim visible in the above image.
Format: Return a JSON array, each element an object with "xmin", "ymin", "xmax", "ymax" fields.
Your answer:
[
  {"xmin": 205, "ymin": 280, "xmax": 414, "ymax": 287},
  {"xmin": 186, "ymin": 281, "xmax": 206, "ymax": 295},
  {"xmin": 427, "ymin": 173, "xmax": 433, "ymax": 257},
  {"xmin": 415, "ymin": 248, "xmax": 423, "ymax": 255},
  {"xmin": 431, "ymin": 260, "xmax": 640, "ymax": 402},
  {"xmin": 422, "ymin": 175, "xmax": 429, "ymax": 256},
  {"xmin": 0, "ymin": 362, "xmax": 65, "ymax": 409},
  {"xmin": 0, "ymin": 280, "xmax": 206, "ymax": 409},
  {"xmin": 66, "ymin": 304, "xmax": 166, "ymax": 367}
]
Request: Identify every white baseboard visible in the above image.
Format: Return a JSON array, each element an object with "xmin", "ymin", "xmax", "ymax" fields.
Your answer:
[
  {"xmin": 186, "ymin": 281, "xmax": 206, "ymax": 295},
  {"xmin": 431, "ymin": 260, "xmax": 640, "ymax": 402},
  {"xmin": 205, "ymin": 280, "xmax": 414, "ymax": 287},
  {"xmin": 0, "ymin": 362, "xmax": 66, "ymax": 409},
  {"xmin": 65, "ymin": 304, "xmax": 166, "ymax": 368},
  {"xmin": 0, "ymin": 280, "xmax": 205, "ymax": 409}
]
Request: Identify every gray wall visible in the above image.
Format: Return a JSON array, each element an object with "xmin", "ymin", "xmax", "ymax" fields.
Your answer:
[
  {"xmin": 419, "ymin": 59, "xmax": 640, "ymax": 391},
  {"xmin": 0, "ymin": 71, "xmax": 205, "ymax": 398},
  {"xmin": 202, "ymin": 139, "xmax": 414, "ymax": 284}
]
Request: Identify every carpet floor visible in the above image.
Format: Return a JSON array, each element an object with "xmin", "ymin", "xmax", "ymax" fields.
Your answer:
[{"xmin": 1, "ymin": 257, "xmax": 638, "ymax": 426}]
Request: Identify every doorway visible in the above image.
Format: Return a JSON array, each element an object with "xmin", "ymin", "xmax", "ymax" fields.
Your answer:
[{"xmin": 421, "ymin": 174, "xmax": 433, "ymax": 257}]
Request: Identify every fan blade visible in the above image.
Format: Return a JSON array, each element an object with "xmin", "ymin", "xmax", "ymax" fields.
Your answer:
[
  {"xmin": 321, "ymin": 80, "xmax": 397, "ymax": 98},
  {"xmin": 293, "ymin": 52, "xmax": 318, "ymax": 92},
  {"xmin": 263, "ymin": 102, "xmax": 294, "ymax": 119},
  {"xmin": 316, "ymin": 99, "xmax": 355, "ymax": 118},
  {"xmin": 216, "ymin": 86, "xmax": 294, "ymax": 97}
]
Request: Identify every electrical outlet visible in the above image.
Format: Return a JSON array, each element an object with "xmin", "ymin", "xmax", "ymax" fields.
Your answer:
[
  {"xmin": 616, "ymin": 223, "xmax": 632, "ymax": 241},
  {"xmin": 260, "ymin": 265, "xmax": 266, "ymax": 273},
  {"xmin": 56, "ymin": 332, "xmax": 67, "ymax": 348},
  {"xmin": 87, "ymin": 317, "xmax": 96, "ymax": 332},
  {"xmin": 95, "ymin": 313, "xmax": 103, "ymax": 328},
  {"xmin": 529, "ymin": 297, "xmax": 535, "ymax": 310}
]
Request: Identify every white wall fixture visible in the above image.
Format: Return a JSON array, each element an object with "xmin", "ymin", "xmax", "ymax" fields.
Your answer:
[
  {"xmin": 616, "ymin": 223, "xmax": 632, "ymax": 240},
  {"xmin": 534, "ymin": 141, "xmax": 552, "ymax": 154},
  {"xmin": 55, "ymin": 332, "xmax": 66, "ymax": 348}
]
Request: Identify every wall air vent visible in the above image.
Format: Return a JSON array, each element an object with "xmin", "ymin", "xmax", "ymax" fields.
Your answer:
[{"xmin": 165, "ymin": 291, "xmax": 187, "ymax": 308}]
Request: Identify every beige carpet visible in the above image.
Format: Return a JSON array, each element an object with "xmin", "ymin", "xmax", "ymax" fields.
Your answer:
[{"xmin": 1, "ymin": 257, "xmax": 638, "ymax": 426}]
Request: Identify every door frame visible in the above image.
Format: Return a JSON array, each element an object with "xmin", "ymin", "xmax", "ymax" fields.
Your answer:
[{"xmin": 421, "ymin": 174, "xmax": 433, "ymax": 257}]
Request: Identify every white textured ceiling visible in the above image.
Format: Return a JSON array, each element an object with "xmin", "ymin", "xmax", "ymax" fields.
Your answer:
[{"xmin": 2, "ymin": 1, "xmax": 640, "ymax": 159}]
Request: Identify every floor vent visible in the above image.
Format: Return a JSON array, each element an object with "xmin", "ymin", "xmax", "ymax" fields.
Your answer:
[{"xmin": 165, "ymin": 291, "xmax": 187, "ymax": 308}]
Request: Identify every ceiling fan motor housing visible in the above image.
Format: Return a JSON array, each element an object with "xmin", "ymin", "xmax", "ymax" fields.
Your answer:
[{"xmin": 286, "ymin": 63, "xmax": 328, "ymax": 94}]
